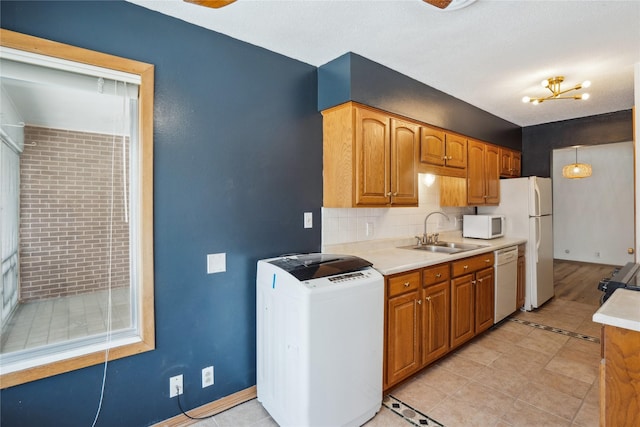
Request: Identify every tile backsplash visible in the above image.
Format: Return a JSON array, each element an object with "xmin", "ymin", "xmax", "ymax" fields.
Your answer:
[{"xmin": 322, "ymin": 174, "xmax": 473, "ymax": 246}]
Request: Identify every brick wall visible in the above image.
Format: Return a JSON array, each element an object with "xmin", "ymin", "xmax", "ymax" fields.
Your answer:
[{"xmin": 19, "ymin": 126, "xmax": 130, "ymax": 302}]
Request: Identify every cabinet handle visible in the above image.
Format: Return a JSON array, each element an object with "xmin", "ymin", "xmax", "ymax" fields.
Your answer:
[
  {"xmin": 417, "ymin": 299, "xmax": 422, "ymax": 305},
  {"xmin": 471, "ymin": 280, "xmax": 477, "ymax": 285},
  {"xmin": 404, "ymin": 282, "xmax": 410, "ymax": 287},
  {"xmin": 448, "ymin": 156, "xmax": 453, "ymax": 160},
  {"xmin": 425, "ymin": 296, "xmax": 431, "ymax": 302},
  {"xmin": 435, "ymin": 273, "xmax": 441, "ymax": 278},
  {"xmin": 485, "ymin": 259, "xmax": 491, "ymax": 263},
  {"xmin": 463, "ymin": 265, "xmax": 468, "ymax": 270},
  {"xmin": 478, "ymin": 278, "xmax": 483, "ymax": 283},
  {"xmin": 387, "ymin": 192, "xmax": 392, "ymax": 196},
  {"xmin": 393, "ymin": 192, "xmax": 398, "ymax": 196}
]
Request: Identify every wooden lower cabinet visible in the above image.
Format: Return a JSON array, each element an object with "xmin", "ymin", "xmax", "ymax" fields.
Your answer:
[
  {"xmin": 421, "ymin": 277, "xmax": 450, "ymax": 366},
  {"xmin": 384, "ymin": 256, "xmax": 493, "ymax": 390},
  {"xmin": 450, "ymin": 253, "xmax": 495, "ymax": 350},
  {"xmin": 600, "ymin": 325, "xmax": 640, "ymax": 426},
  {"xmin": 450, "ymin": 274, "xmax": 475, "ymax": 349},
  {"xmin": 385, "ymin": 271, "xmax": 421, "ymax": 387},
  {"xmin": 475, "ymin": 267, "xmax": 495, "ymax": 335}
]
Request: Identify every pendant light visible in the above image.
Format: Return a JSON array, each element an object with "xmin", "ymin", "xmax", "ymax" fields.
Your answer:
[{"xmin": 562, "ymin": 146, "xmax": 592, "ymax": 179}]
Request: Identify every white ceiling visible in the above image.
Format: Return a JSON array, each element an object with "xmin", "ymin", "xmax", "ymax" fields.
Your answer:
[{"xmin": 127, "ymin": 0, "xmax": 640, "ymax": 127}]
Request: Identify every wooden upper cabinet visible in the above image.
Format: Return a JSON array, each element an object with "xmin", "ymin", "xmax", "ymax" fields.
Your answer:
[
  {"xmin": 390, "ymin": 119, "xmax": 420, "ymax": 206},
  {"xmin": 467, "ymin": 139, "xmax": 486, "ymax": 205},
  {"xmin": 420, "ymin": 127, "xmax": 446, "ymax": 166},
  {"xmin": 485, "ymin": 143, "xmax": 500, "ymax": 204},
  {"xmin": 322, "ymin": 102, "xmax": 418, "ymax": 208},
  {"xmin": 500, "ymin": 148, "xmax": 522, "ymax": 178},
  {"xmin": 355, "ymin": 107, "xmax": 391, "ymax": 206},
  {"xmin": 444, "ymin": 133, "xmax": 467, "ymax": 169},
  {"xmin": 466, "ymin": 139, "xmax": 500, "ymax": 206},
  {"xmin": 419, "ymin": 126, "xmax": 467, "ymax": 178}
]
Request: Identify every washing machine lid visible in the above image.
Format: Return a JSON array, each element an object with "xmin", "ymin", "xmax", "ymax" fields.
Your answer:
[{"xmin": 268, "ymin": 253, "xmax": 373, "ymax": 281}]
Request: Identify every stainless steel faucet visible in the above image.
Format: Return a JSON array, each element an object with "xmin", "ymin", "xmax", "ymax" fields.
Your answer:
[{"xmin": 416, "ymin": 211, "xmax": 450, "ymax": 245}]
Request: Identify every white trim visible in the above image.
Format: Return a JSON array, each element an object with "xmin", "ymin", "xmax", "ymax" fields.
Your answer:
[
  {"xmin": 0, "ymin": 46, "xmax": 141, "ymax": 85},
  {"xmin": 0, "ymin": 334, "xmax": 142, "ymax": 375}
]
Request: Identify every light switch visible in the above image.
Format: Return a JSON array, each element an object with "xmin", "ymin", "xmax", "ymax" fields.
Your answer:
[
  {"xmin": 207, "ymin": 253, "xmax": 226, "ymax": 274},
  {"xmin": 304, "ymin": 212, "xmax": 313, "ymax": 229}
]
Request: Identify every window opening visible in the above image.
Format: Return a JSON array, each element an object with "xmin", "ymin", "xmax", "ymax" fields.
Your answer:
[{"xmin": 0, "ymin": 36, "xmax": 154, "ymax": 387}]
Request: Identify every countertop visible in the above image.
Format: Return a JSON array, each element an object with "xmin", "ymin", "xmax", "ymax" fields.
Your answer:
[
  {"xmin": 592, "ymin": 289, "xmax": 640, "ymax": 332},
  {"xmin": 323, "ymin": 232, "xmax": 527, "ymax": 276}
]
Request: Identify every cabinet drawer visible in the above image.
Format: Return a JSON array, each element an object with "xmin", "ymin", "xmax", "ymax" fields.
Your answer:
[
  {"xmin": 423, "ymin": 264, "xmax": 449, "ymax": 286},
  {"xmin": 451, "ymin": 253, "xmax": 494, "ymax": 277},
  {"xmin": 388, "ymin": 271, "xmax": 421, "ymax": 297}
]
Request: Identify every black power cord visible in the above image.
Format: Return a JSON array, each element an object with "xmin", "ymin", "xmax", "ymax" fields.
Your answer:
[{"xmin": 175, "ymin": 386, "xmax": 216, "ymax": 421}]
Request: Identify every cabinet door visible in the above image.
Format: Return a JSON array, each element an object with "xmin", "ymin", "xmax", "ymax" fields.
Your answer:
[
  {"xmin": 602, "ymin": 326, "xmax": 640, "ymax": 427},
  {"xmin": 500, "ymin": 149, "xmax": 512, "ymax": 176},
  {"xmin": 422, "ymin": 281, "xmax": 450, "ymax": 366},
  {"xmin": 355, "ymin": 107, "xmax": 390, "ymax": 206},
  {"xmin": 390, "ymin": 119, "xmax": 419, "ymax": 206},
  {"xmin": 419, "ymin": 126, "xmax": 445, "ymax": 166},
  {"xmin": 512, "ymin": 151, "xmax": 521, "ymax": 177},
  {"xmin": 516, "ymin": 254, "xmax": 525, "ymax": 309},
  {"xmin": 387, "ymin": 291, "xmax": 421, "ymax": 386},
  {"xmin": 475, "ymin": 267, "xmax": 495, "ymax": 334},
  {"xmin": 444, "ymin": 134, "xmax": 467, "ymax": 169},
  {"xmin": 484, "ymin": 144, "xmax": 500, "ymax": 205},
  {"xmin": 466, "ymin": 140, "xmax": 486, "ymax": 205},
  {"xmin": 450, "ymin": 274, "xmax": 475, "ymax": 349}
]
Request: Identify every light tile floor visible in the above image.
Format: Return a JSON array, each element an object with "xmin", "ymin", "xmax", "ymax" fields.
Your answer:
[
  {"xmin": 0, "ymin": 287, "xmax": 130, "ymax": 353},
  {"xmin": 190, "ymin": 296, "xmax": 601, "ymax": 427}
]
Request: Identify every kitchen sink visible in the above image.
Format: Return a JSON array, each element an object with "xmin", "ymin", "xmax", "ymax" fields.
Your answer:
[{"xmin": 399, "ymin": 241, "xmax": 489, "ymax": 254}]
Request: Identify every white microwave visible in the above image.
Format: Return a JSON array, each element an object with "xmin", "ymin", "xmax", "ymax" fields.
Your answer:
[{"xmin": 462, "ymin": 215, "xmax": 505, "ymax": 239}]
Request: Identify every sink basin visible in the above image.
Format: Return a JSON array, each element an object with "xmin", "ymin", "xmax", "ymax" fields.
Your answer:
[
  {"xmin": 399, "ymin": 241, "xmax": 489, "ymax": 254},
  {"xmin": 432, "ymin": 241, "xmax": 489, "ymax": 251}
]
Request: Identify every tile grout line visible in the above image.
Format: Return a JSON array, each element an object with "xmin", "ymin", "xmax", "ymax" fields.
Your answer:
[{"xmin": 507, "ymin": 317, "xmax": 600, "ymax": 343}]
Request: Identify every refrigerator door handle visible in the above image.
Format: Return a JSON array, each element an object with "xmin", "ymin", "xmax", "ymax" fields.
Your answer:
[
  {"xmin": 535, "ymin": 216, "xmax": 541, "ymax": 264},
  {"xmin": 533, "ymin": 180, "xmax": 541, "ymax": 217}
]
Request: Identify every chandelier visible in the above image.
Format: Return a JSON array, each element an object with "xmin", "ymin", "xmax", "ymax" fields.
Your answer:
[
  {"xmin": 522, "ymin": 76, "xmax": 591, "ymax": 105},
  {"xmin": 562, "ymin": 146, "xmax": 592, "ymax": 179}
]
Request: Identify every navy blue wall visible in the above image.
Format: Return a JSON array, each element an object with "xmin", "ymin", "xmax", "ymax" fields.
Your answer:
[
  {"xmin": 522, "ymin": 110, "xmax": 633, "ymax": 177},
  {"xmin": 1, "ymin": 1, "xmax": 321, "ymax": 426},
  {"xmin": 318, "ymin": 52, "xmax": 522, "ymax": 150}
]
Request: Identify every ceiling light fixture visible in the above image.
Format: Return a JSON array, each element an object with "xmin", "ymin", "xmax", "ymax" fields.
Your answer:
[
  {"xmin": 562, "ymin": 146, "xmax": 592, "ymax": 179},
  {"xmin": 184, "ymin": 0, "xmax": 236, "ymax": 9},
  {"xmin": 423, "ymin": 0, "xmax": 477, "ymax": 11},
  {"xmin": 522, "ymin": 76, "xmax": 591, "ymax": 105}
]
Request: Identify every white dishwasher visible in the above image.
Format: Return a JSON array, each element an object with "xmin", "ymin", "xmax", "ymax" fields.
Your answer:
[
  {"xmin": 256, "ymin": 253, "xmax": 384, "ymax": 427},
  {"xmin": 494, "ymin": 246, "xmax": 519, "ymax": 323}
]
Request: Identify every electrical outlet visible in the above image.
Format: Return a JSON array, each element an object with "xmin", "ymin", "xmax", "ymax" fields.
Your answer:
[
  {"xmin": 366, "ymin": 222, "xmax": 374, "ymax": 237},
  {"xmin": 170, "ymin": 374, "xmax": 183, "ymax": 398},
  {"xmin": 207, "ymin": 253, "xmax": 226, "ymax": 274},
  {"xmin": 304, "ymin": 212, "xmax": 313, "ymax": 229},
  {"xmin": 202, "ymin": 366, "xmax": 214, "ymax": 388}
]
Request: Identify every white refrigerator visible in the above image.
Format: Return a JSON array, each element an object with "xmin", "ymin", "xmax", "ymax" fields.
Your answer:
[{"xmin": 479, "ymin": 176, "xmax": 554, "ymax": 311}]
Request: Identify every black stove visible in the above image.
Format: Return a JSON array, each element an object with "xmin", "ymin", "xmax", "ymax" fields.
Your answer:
[{"xmin": 598, "ymin": 262, "xmax": 640, "ymax": 304}]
